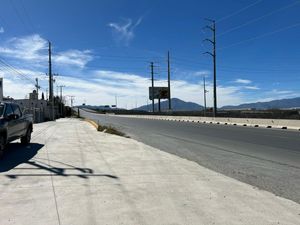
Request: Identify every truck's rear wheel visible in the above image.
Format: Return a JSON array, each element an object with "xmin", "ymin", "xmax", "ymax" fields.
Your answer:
[
  {"xmin": 0, "ymin": 136, "xmax": 5, "ymax": 158},
  {"xmin": 21, "ymin": 128, "xmax": 31, "ymax": 145}
]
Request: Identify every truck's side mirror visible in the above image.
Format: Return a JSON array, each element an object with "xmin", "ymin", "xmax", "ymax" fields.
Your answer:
[{"xmin": 7, "ymin": 114, "xmax": 17, "ymax": 120}]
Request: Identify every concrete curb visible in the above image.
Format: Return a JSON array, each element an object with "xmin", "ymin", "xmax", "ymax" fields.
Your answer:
[{"xmin": 84, "ymin": 119, "xmax": 98, "ymax": 130}]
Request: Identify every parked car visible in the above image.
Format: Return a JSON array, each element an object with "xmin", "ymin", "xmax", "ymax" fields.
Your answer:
[{"xmin": 0, "ymin": 102, "xmax": 33, "ymax": 157}]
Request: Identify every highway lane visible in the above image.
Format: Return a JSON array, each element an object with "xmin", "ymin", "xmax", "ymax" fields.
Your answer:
[{"xmin": 81, "ymin": 110, "xmax": 300, "ymax": 203}]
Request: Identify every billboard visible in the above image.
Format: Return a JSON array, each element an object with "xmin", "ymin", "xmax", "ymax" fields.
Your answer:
[{"xmin": 149, "ymin": 87, "xmax": 169, "ymax": 100}]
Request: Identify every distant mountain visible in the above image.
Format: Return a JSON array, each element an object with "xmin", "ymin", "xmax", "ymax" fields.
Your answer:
[
  {"xmin": 222, "ymin": 97, "xmax": 300, "ymax": 110},
  {"xmin": 135, "ymin": 98, "xmax": 203, "ymax": 111}
]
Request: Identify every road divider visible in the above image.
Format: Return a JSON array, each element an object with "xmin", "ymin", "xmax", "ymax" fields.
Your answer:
[{"xmin": 112, "ymin": 115, "xmax": 300, "ymax": 131}]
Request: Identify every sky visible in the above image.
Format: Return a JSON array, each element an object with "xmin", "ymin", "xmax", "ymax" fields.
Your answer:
[{"xmin": 0, "ymin": 0, "xmax": 299, "ymax": 108}]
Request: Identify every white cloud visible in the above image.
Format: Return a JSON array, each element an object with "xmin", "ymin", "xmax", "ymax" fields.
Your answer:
[
  {"xmin": 244, "ymin": 86, "xmax": 260, "ymax": 90},
  {"xmin": 193, "ymin": 70, "xmax": 211, "ymax": 77},
  {"xmin": 0, "ymin": 34, "xmax": 93, "ymax": 69},
  {"xmin": 0, "ymin": 64, "xmax": 297, "ymax": 109},
  {"xmin": 0, "ymin": 34, "xmax": 297, "ymax": 109},
  {"xmin": 0, "ymin": 27, "xmax": 4, "ymax": 33},
  {"xmin": 0, "ymin": 34, "xmax": 47, "ymax": 62},
  {"xmin": 51, "ymin": 70, "xmax": 247, "ymax": 108},
  {"xmin": 54, "ymin": 50, "xmax": 93, "ymax": 68},
  {"xmin": 234, "ymin": 79, "xmax": 252, "ymax": 84},
  {"xmin": 108, "ymin": 17, "xmax": 142, "ymax": 45}
]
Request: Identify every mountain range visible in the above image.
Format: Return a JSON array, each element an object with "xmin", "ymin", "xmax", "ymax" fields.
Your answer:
[
  {"xmin": 134, "ymin": 97, "xmax": 300, "ymax": 111},
  {"xmin": 134, "ymin": 98, "xmax": 203, "ymax": 111},
  {"xmin": 222, "ymin": 97, "xmax": 300, "ymax": 110}
]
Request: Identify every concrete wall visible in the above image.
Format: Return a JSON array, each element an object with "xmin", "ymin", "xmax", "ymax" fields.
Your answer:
[
  {"xmin": 14, "ymin": 99, "xmax": 59, "ymax": 123},
  {"xmin": 113, "ymin": 114, "xmax": 300, "ymax": 130}
]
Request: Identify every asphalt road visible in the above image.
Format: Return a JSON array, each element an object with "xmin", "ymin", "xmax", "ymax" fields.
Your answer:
[{"xmin": 81, "ymin": 110, "xmax": 300, "ymax": 204}]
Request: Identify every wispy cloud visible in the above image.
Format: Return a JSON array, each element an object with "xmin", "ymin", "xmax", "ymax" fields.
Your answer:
[
  {"xmin": 244, "ymin": 86, "xmax": 260, "ymax": 90},
  {"xmin": 234, "ymin": 78, "xmax": 252, "ymax": 84},
  {"xmin": 108, "ymin": 17, "xmax": 143, "ymax": 46},
  {"xmin": 193, "ymin": 70, "xmax": 211, "ymax": 77},
  {"xmin": 0, "ymin": 34, "xmax": 47, "ymax": 62},
  {"xmin": 0, "ymin": 27, "xmax": 4, "ymax": 34},
  {"xmin": 54, "ymin": 50, "xmax": 93, "ymax": 69},
  {"xmin": 0, "ymin": 34, "xmax": 93, "ymax": 69}
]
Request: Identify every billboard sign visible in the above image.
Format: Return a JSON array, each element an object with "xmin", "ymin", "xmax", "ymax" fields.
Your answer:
[{"xmin": 149, "ymin": 87, "xmax": 169, "ymax": 100}]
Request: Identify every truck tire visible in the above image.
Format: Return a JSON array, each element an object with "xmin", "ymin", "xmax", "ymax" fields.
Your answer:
[
  {"xmin": 0, "ymin": 136, "xmax": 5, "ymax": 158},
  {"xmin": 21, "ymin": 127, "xmax": 31, "ymax": 145}
]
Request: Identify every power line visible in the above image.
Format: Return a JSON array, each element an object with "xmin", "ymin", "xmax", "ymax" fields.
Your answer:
[
  {"xmin": 10, "ymin": 0, "xmax": 33, "ymax": 34},
  {"xmin": 0, "ymin": 60, "xmax": 47, "ymax": 94},
  {"xmin": 19, "ymin": 0, "xmax": 36, "ymax": 32},
  {"xmin": 219, "ymin": 22, "xmax": 300, "ymax": 50},
  {"xmin": 0, "ymin": 58, "xmax": 35, "ymax": 83},
  {"xmin": 218, "ymin": 1, "xmax": 300, "ymax": 37},
  {"xmin": 94, "ymin": 54, "xmax": 160, "ymax": 60},
  {"xmin": 216, "ymin": 0, "xmax": 263, "ymax": 23}
]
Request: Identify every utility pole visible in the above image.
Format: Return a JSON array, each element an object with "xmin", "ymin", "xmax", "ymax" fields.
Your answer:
[
  {"xmin": 35, "ymin": 78, "xmax": 40, "ymax": 98},
  {"xmin": 203, "ymin": 19, "xmax": 217, "ymax": 117},
  {"xmin": 167, "ymin": 51, "xmax": 171, "ymax": 111},
  {"xmin": 48, "ymin": 41, "xmax": 55, "ymax": 120},
  {"xmin": 150, "ymin": 62, "xmax": 155, "ymax": 113},
  {"xmin": 69, "ymin": 96, "xmax": 75, "ymax": 107},
  {"xmin": 48, "ymin": 41, "xmax": 52, "ymax": 100},
  {"xmin": 58, "ymin": 85, "xmax": 65, "ymax": 116},
  {"xmin": 203, "ymin": 76, "xmax": 208, "ymax": 117},
  {"xmin": 158, "ymin": 98, "xmax": 161, "ymax": 112},
  {"xmin": 115, "ymin": 95, "xmax": 118, "ymax": 108}
]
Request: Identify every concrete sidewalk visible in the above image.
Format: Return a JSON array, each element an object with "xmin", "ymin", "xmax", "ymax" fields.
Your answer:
[{"xmin": 0, "ymin": 118, "xmax": 299, "ymax": 225}]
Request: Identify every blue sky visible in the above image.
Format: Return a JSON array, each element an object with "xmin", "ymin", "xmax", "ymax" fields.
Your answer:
[{"xmin": 0, "ymin": 0, "xmax": 299, "ymax": 108}]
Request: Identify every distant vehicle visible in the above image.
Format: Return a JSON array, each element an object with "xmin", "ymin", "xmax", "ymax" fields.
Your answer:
[{"xmin": 0, "ymin": 102, "xmax": 33, "ymax": 157}]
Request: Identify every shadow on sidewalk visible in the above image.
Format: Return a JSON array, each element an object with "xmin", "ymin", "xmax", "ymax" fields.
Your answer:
[
  {"xmin": 0, "ymin": 143, "xmax": 44, "ymax": 172},
  {"xmin": 0, "ymin": 143, "xmax": 118, "ymax": 180}
]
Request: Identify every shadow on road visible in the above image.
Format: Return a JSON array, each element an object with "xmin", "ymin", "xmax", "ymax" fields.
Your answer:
[{"xmin": 0, "ymin": 143, "xmax": 118, "ymax": 180}]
